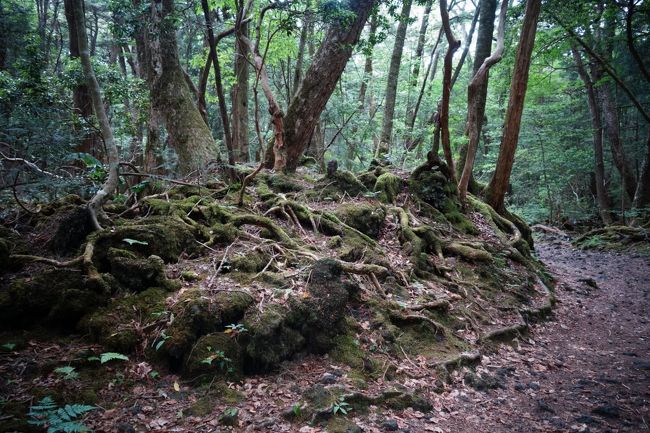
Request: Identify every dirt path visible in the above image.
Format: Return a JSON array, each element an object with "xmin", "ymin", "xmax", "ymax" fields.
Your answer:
[{"xmin": 429, "ymin": 240, "xmax": 650, "ymax": 433}]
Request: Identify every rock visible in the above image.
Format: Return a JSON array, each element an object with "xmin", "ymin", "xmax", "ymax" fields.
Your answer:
[
  {"xmin": 321, "ymin": 373, "xmax": 338, "ymax": 384},
  {"xmin": 181, "ymin": 270, "xmax": 200, "ymax": 281},
  {"xmin": 335, "ymin": 203, "xmax": 386, "ymax": 239},
  {"xmin": 116, "ymin": 422, "xmax": 136, "ymax": 433},
  {"xmin": 381, "ymin": 419, "xmax": 399, "ymax": 431},
  {"xmin": 464, "ymin": 371, "xmax": 501, "ymax": 391},
  {"xmin": 314, "ymin": 170, "xmax": 367, "ymax": 199},
  {"xmin": 592, "ymin": 404, "xmax": 620, "ymax": 418},
  {"xmin": 219, "ymin": 408, "xmax": 239, "ymax": 426},
  {"xmin": 537, "ymin": 399, "xmax": 555, "ymax": 413},
  {"xmin": 374, "ymin": 172, "xmax": 403, "ymax": 204}
]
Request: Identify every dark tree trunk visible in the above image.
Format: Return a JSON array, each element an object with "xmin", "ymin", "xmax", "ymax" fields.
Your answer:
[
  {"xmin": 232, "ymin": 21, "xmax": 250, "ymax": 162},
  {"xmin": 281, "ymin": 0, "xmax": 376, "ymax": 172},
  {"xmin": 64, "ymin": 0, "xmax": 101, "ymax": 158},
  {"xmin": 571, "ymin": 46, "xmax": 613, "ymax": 224},
  {"xmin": 633, "ymin": 133, "xmax": 650, "ymax": 210},
  {"xmin": 377, "ymin": 0, "xmax": 413, "ymax": 158},
  {"xmin": 484, "ymin": 0, "xmax": 541, "ymax": 213},
  {"xmin": 134, "ymin": 0, "xmax": 218, "ymax": 174}
]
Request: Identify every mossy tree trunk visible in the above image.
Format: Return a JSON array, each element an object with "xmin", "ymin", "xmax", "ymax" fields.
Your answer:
[
  {"xmin": 134, "ymin": 0, "xmax": 218, "ymax": 174},
  {"xmin": 484, "ymin": 0, "xmax": 541, "ymax": 213}
]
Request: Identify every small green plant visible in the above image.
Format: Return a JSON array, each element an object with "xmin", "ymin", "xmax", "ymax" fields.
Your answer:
[
  {"xmin": 122, "ymin": 238, "xmax": 148, "ymax": 246},
  {"xmin": 149, "ymin": 370, "xmax": 160, "ymax": 379},
  {"xmin": 54, "ymin": 366, "xmax": 79, "ymax": 381},
  {"xmin": 1, "ymin": 343, "xmax": 16, "ymax": 351},
  {"xmin": 331, "ymin": 397, "xmax": 351, "ymax": 415},
  {"xmin": 291, "ymin": 403, "xmax": 302, "ymax": 417},
  {"xmin": 153, "ymin": 330, "xmax": 170, "ymax": 351},
  {"xmin": 224, "ymin": 323, "xmax": 247, "ymax": 335},
  {"xmin": 27, "ymin": 396, "xmax": 95, "ymax": 433},
  {"xmin": 99, "ymin": 352, "xmax": 129, "ymax": 364},
  {"xmin": 201, "ymin": 347, "xmax": 233, "ymax": 373}
]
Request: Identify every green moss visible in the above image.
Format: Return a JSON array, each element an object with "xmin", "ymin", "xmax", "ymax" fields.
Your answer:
[
  {"xmin": 327, "ymin": 417, "xmax": 360, "ymax": 433},
  {"xmin": 335, "ymin": 204, "xmax": 386, "ymax": 239},
  {"xmin": 356, "ymin": 171, "xmax": 377, "ymax": 190},
  {"xmin": 314, "ymin": 170, "xmax": 367, "ymax": 199},
  {"xmin": 374, "ymin": 172, "xmax": 403, "ymax": 204},
  {"xmin": 229, "ymin": 249, "xmax": 271, "ymax": 273},
  {"xmin": 181, "ymin": 270, "xmax": 200, "ymax": 281},
  {"xmin": 108, "ymin": 253, "xmax": 174, "ymax": 292},
  {"xmin": 184, "ymin": 333, "xmax": 243, "ymax": 380},
  {"xmin": 330, "ymin": 333, "xmax": 365, "ymax": 369},
  {"xmin": 442, "ymin": 199, "xmax": 479, "ymax": 235},
  {"xmin": 267, "ymin": 174, "xmax": 304, "ymax": 193},
  {"xmin": 445, "ymin": 242, "xmax": 492, "ymax": 262},
  {"xmin": 78, "ymin": 287, "xmax": 168, "ymax": 352}
]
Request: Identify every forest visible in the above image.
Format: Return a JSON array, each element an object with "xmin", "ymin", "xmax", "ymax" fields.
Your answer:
[{"xmin": 0, "ymin": 0, "xmax": 648, "ymax": 432}]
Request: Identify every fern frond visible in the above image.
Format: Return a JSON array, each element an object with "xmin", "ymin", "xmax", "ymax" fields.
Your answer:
[{"xmin": 99, "ymin": 352, "xmax": 129, "ymax": 364}]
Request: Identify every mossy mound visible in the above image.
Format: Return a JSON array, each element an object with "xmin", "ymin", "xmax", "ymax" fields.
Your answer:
[
  {"xmin": 183, "ymin": 332, "xmax": 243, "ymax": 380},
  {"xmin": 107, "ymin": 249, "xmax": 176, "ymax": 292},
  {"xmin": 160, "ymin": 289, "xmax": 253, "ymax": 368},
  {"xmin": 92, "ymin": 216, "xmax": 200, "ymax": 266},
  {"xmin": 0, "ymin": 269, "xmax": 114, "ymax": 329},
  {"xmin": 335, "ymin": 204, "xmax": 386, "ymax": 239},
  {"xmin": 374, "ymin": 172, "xmax": 403, "ymax": 204},
  {"xmin": 79, "ymin": 287, "xmax": 168, "ymax": 352},
  {"xmin": 267, "ymin": 174, "xmax": 304, "ymax": 193},
  {"xmin": 243, "ymin": 259, "xmax": 356, "ymax": 371},
  {"xmin": 313, "ymin": 171, "xmax": 367, "ymax": 199},
  {"xmin": 574, "ymin": 225, "xmax": 649, "ymax": 251}
]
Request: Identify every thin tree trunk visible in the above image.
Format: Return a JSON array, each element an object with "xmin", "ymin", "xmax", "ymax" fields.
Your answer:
[
  {"xmin": 71, "ymin": 0, "xmax": 118, "ymax": 230},
  {"xmin": 600, "ymin": 83, "xmax": 637, "ymax": 201},
  {"xmin": 232, "ymin": 20, "xmax": 250, "ymax": 162},
  {"xmin": 625, "ymin": 0, "xmax": 650, "ymax": 84},
  {"xmin": 377, "ymin": 0, "xmax": 413, "ymax": 158},
  {"xmin": 458, "ymin": 0, "xmax": 507, "ymax": 205},
  {"xmin": 484, "ymin": 0, "xmax": 542, "ymax": 213},
  {"xmin": 450, "ymin": 4, "xmax": 480, "ymax": 90},
  {"xmin": 358, "ymin": 13, "xmax": 378, "ymax": 110},
  {"xmin": 571, "ymin": 46, "xmax": 613, "ymax": 224},
  {"xmin": 633, "ymin": 132, "xmax": 650, "ymax": 210},
  {"xmin": 292, "ymin": 3, "xmax": 312, "ymax": 97},
  {"xmin": 438, "ymin": 0, "xmax": 461, "ymax": 181}
]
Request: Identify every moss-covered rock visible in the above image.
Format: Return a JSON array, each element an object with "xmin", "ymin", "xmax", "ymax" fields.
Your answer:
[
  {"xmin": 107, "ymin": 250, "xmax": 174, "ymax": 292},
  {"xmin": 0, "ymin": 269, "xmax": 113, "ymax": 329},
  {"xmin": 267, "ymin": 174, "xmax": 304, "ymax": 193},
  {"xmin": 356, "ymin": 171, "xmax": 378, "ymax": 190},
  {"xmin": 78, "ymin": 287, "xmax": 168, "ymax": 352},
  {"xmin": 184, "ymin": 333, "xmax": 243, "ymax": 380},
  {"xmin": 335, "ymin": 204, "xmax": 386, "ymax": 239},
  {"xmin": 314, "ymin": 171, "xmax": 367, "ymax": 199},
  {"xmin": 92, "ymin": 217, "xmax": 199, "ymax": 266},
  {"xmin": 48, "ymin": 204, "xmax": 94, "ymax": 254},
  {"xmin": 374, "ymin": 173, "xmax": 403, "ymax": 204},
  {"xmin": 229, "ymin": 249, "xmax": 271, "ymax": 273}
]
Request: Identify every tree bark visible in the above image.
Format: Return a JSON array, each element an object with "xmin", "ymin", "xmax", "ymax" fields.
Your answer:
[
  {"xmin": 358, "ymin": 13, "xmax": 378, "ymax": 110},
  {"xmin": 281, "ymin": 0, "xmax": 376, "ymax": 172},
  {"xmin": 633, "ymin": 132, "xmax": 650, "ymax": 210},
  {"xmin": 439, "ymin": 0, "xmax": 461, "ymax": 181},
  {"xmin": 71, "ymin": 0, "xmax": 119, "ymax": 230},
  {"xmin": 458, "ymin": 0, "xmax": 507, "ymax": 205},
  {"xmin": 484, "ymin": 0, "xmax": 541, "ymax": 213},
  {"xmin": 450, "ymin": 3, "xmax": 481, "ymax": 90},
  {"xmin": 571, "ymin": 46, "xmax": 613, "ymax": 225},
  {"xmin": 63, "ymin": 0, "xmax": 101, "ymax": 158},
  {"xmin": 377, "ymin": 0, "xmax": 413, "ymax": 158},
  {"xmin": 232, "ymin": 20, "xmax": 250, "ymax": 162},
  {"xmin": 134, "ymin": 0, "xmax": 218, "ymax": 174}
]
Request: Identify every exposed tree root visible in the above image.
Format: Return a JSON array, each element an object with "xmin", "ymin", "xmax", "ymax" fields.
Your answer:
[
  {"xmin": 480, "ymin": 323, "xmax": 528, "ymax": 343},
  {"xmin": 10, "ymin": 240, "xmax": 98, "ymax": 277},
  {"xmin": 388, "ymin": 311, "xmax": 447, "ymax": 336}
]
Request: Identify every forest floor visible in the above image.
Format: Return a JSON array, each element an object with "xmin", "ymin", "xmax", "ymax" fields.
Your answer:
[{"xmin": 2, "ymin": 234, "xmax": 649, "ymax": 433}]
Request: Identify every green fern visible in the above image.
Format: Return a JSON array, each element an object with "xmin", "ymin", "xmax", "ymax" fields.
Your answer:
[
  {"xmin": 99, "ymin": 352, "xmax": 129, "ymax": 364},
  {"xmin": 28, "ymin": 396, "xmax": 95, "ymax": 433}
]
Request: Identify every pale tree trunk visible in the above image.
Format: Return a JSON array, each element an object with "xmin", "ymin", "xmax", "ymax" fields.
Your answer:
[
  {"xmin": 571, "ymin": 46, "xmax": 613, "ymax": 224},
  {"xmin": 377, "ymin": 0, "xmax": 413, "ymax": 158},
  {"xmin": 71, "ymin": 0, "xmax": 118, "ymax": 230},
  {"xmin": 232, "ymin": 21, "xmax": 250, "ymax": 162},
  {"xmin": 358, "ymin": 14, "xmax": 378, "ymax": 110},
  {"xmin": 458, "ymin": 0, "xmax": 507, "ymax": 205},
  {"xmin": 438, "ymin": 0, "xmax": 461, "ymax": 181},
  {"xmin": 64, "ymin": 0, "xmax": 101, "ymax": 158},
  {"xmin": 281, "ymin": 0, "xmax": 376, "ymax": 172},
  {"xmin": 450, "ymin": 4, "xmax": 480, "ymax": 90},
  {"xmin": 484, "ymin": 0, "xmax": 541, "ymax": 213},
  {"xmin": 405, "ymin": 0, "xmax": 433, "ymax": 126},
  {"xmin": 456, "ymin": 0, "xmax": 497, "ymax": 186},
  {"xmin": 633, "ymin": 133, "xmax": 650, "ymax": 210},
  {"xmin": 134, "ymin": 0, "xmax": 218, "ymax": 174},
  {"xmin": 292, "ymin": 3, "xmax": 312, "ymax": 97}
]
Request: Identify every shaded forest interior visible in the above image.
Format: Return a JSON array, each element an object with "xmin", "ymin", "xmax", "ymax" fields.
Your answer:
[{"xmin": 0, "ymin": 0, "xmax": 649, "ymax": 432}]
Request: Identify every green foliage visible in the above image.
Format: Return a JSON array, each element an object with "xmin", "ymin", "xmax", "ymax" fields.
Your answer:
[
  {"xmin": 27, "ymin": 396, "xmax": 95, "ymax": 433},
  {"xmin": 201, "ymin": 346, "xmax": 234, "ymax": 373},
  {"xmin": 331, "ymin": 396, "xmax": 351, "ymax": 416},
  {"xmin": 99, "ymin": 352, "xmax": 129, "ymax": 364},
  {"xmin": 54, "ymin": 366, "xmax": 79, "ymax": 381}
]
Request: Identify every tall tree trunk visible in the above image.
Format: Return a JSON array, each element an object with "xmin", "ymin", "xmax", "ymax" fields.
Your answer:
[
  {"xmin": 63, "ymin": 0, "xmax": 101, "ymax": 158},
  {"xmin": 600, "ymin": 83, "xmax": 637, "ymax": 201},
  {"xmin": 633, "ymin": 132, "xmax": 650, "ymax": 210},
  {"xmin": 438, "ymin": 0, "xmax": 461, "ymax": 180},
  {"xmin": 405, "ymin": 0, "xmax": 432, "ymax": 121},
  {"xmin": 450, "ymin": 4, "xmax": 480, "ymax": 90},
  {"xmin": 358, "ymin": 13, "xmax": 378, "ymax": 110},
  {"xmin": 292, "ymin": 3, "xmax": 312, "ymax": 97},
  {"xmin": 232, "ymin": 21, "xmax": 250, "ymax": 162},
  {"xmin": 484, "ymin": 0, "xmax": 541, "ymax": 213},
  {"xmin": 71, "ymin": 0, "xmax": 118, "ymax": 230},
  {"xmin": 456, "ymin": 0, "xmax": 497, "ymax": 182},
  {"xmin": 571, "ymin": 46, "xmax": 613, "ymax": 224},
  {"xmin": 377, "ymin": 0, "xmax": 413, "ymax": 158},
  {"xmin": 281, "ymin": 0, "xmax": 376, "ymax": 172},
  {"xmin": 134, "ymin": 0, "xmax": 218, "ymax": 174},
  {"xmin": 458, "ymin": 0, "xmax": 507, "ymax": 205}
]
